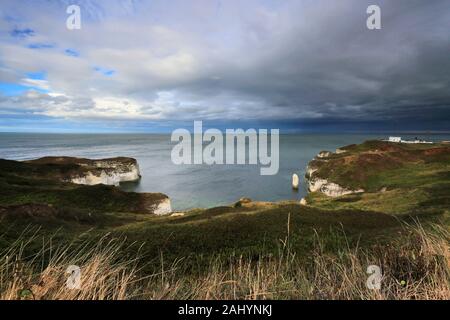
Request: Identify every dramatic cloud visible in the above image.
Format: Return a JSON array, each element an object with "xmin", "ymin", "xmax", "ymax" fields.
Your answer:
[{"xmin": 0, "ymin": 0, "xmax": 449, "ymax": 131}]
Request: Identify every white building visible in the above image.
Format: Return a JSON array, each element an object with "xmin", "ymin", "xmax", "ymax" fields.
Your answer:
[
  {"xmin": 388, "ymin": 136, "xmax": 402, "ymax": 142},
  {"xmin": 385, "ymin": 136, "xmax": 433, "ymax": 144}
]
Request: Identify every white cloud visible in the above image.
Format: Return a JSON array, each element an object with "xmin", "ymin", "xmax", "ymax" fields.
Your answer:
[{"xmin": 20, "ymin": 78, "xmax": 50, "ymax": 91}]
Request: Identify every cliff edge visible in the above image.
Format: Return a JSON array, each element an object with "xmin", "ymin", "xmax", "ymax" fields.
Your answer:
[
  {"xmin": 26, "ymin": 156, "xmax": 141, "ymax": 186},
  {"xmin": 304, "ymin": 140, "xmax": 450, "ymax": 214},
  {"xmin": 0, "ymin": 157, "xmax": 172, "ymax": 216}
]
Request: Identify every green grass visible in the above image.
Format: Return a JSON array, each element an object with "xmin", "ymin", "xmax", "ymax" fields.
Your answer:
[
  {"xmin": 0, "ymin": 159, "xmax": 167, "ymax": 215},
  {"xmin": 124, "ymin": 205, "xmax": 402, "ymax": 264},
  {"xmin": 307, "ymin": 141, "xmax": 450, "ymax": 216},
  {"xmin": 0, "ymin": 141, "xmax": 449, "ymax": 278},
  {"xmin": 2, "ymin": 221, "xmax": 449, "ymax": 300},
  {"xmin": 0, "ymin": 195, "xmax": 409, "ymax": 275},
  {"xmin": 309, "ymin": 141, "xmax": 450, "ymax": 190}
]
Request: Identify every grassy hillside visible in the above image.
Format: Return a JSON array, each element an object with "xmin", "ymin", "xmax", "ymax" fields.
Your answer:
[
  {"xmin": 0, "ymin": 140, "xmax": 449, "ymax": 299},
  {"xmin": 2, "ymin": 220, "xmax": 448, "ymax": 300},
  {"xmin": 0, "ymin": 159, "xmax": 167, "ymax": 215},
  {"xmin": 306, "ymin": 141, "xmax": 450, "ymax": 216},
  {"xmin": 0, "ymin": 199, "xmax": 406, "ymax": 273}
]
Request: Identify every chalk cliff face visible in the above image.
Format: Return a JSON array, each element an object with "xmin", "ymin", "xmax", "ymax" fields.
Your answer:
[
  {"xmin": 307, "ymin": 176, "xmax": 364, "ymax": 197},
  {"xmin": 69, "ymin": 158, "xmax": 141, "ymax": 186},
  {"xmin": 138, "ymin": 193, "xmax": 173, "ymax": 215},
  {"xmin": 152, "ymin": 198, "xmax": 172, "ymax": 215},
  {"xmin": 316, "ymin": 151, "xmax": 332, "ymax": 158},
  {"xmin": 27, "ymin": 156, "xmax": 141, "ymax": 186},
  {"xmin": 21, "ymin": 156, "xmax": 172, "ymax": 215},
  {"xmin": 305, "ymin": 152, "xmax": 364, "ymax": 197}
]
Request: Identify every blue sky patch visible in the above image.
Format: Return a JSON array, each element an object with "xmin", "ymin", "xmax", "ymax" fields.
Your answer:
[
  {"xmin": 26, "ymin": 71, "xmax": 47, "ymax": 80},
  {"xmin": 0, "ymin": 81, "xmax": 48, "ymax": 96},
  {"xmin": 94, "ymin": 66, "xmax": 115, "ymax": 76},
  {"xmin": 10, "ymin": 28, "xmax": 34, "ymax": 38},
  {"xmin": 27, "ymin": 43, "xmax": 55, "ymax": 49},
  {"xmin": 65, "ymin": 48, "xmax": 79, "ymax": 57},
  {"xmin": 0, "ymin": 83, "xmax": 30, "ymax": 96}
]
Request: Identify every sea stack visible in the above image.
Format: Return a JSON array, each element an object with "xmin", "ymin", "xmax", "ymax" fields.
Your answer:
[{"xmin": 292, "ymin": 173, "xmax": 299, "ymax": 190}]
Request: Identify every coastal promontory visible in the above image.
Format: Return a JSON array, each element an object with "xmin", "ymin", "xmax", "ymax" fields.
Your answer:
[{"xmin": 0, "ymin": 156, "xmax": 172, "ymax": 217}]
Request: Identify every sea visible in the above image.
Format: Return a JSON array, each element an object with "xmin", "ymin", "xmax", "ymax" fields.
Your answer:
[{"xmin": 1, "ymin": 133, "xmax": 448, "ymax": 211}]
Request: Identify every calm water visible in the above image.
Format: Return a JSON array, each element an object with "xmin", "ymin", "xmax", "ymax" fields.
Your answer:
[{"xmin": 1, "ymin": 133, "xmax": 449, "ymax": 210}]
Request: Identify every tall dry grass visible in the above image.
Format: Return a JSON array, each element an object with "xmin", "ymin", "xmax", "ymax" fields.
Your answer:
[
  {"xmin": 1, "ymin": 222, "xmax": 449, "ymax": 300},
  {"xmin": 0, "ymin": 230, "xmax": 144, "ymax": 300}
]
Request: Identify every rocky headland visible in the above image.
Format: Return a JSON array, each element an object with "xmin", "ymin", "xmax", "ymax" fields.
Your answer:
[
  {"xmin": 0, "ymin": 156, "xmax": 172, "ymax": 216},
  {"xmin": 26, "ymin": 156, "xmax": 141, "ymax": 186},
  {"xmin": 304, "ymin": 140, "xmax": 450, "ymax": 214},
  {"xmin": 305, "ymin": 149, "xmax": 364, "ymax": 197}
]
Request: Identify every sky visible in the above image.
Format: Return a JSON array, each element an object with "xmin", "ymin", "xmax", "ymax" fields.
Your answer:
[{"xmin": 0, "ymin": 0, "xmax": 449, "ymax": 133}]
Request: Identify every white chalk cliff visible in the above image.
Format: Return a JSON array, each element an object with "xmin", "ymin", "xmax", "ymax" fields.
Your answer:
[
  {"xmin": 305, "ymin": 152, "xmax": 364, "ymax": 197},
  {"xmin": 307, "ymin": 177, "xmax": 364, "ymax": 197},
  {"xmin": 68, "ymin": 158, "xmax": 141, "ymax": 186},
  {"xmin": 68, "ymin": 158, "xmax": 173, "ymax": 214},
  {"xmin": 25, "ymin": 156, "xmax": 172, "ymax": 215},
  {"xmin": 152, "ymin": 198, "xmax": 172, "ymax": 215}
]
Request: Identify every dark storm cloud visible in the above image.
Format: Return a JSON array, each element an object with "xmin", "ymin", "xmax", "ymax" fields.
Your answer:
[
  {"xmin": 0, "ymin": 0, "xmax": 449, "ymax": 130},
  {"xmin": 174, "ymin": 0, "xmax": 450, "ymax": 125}
]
